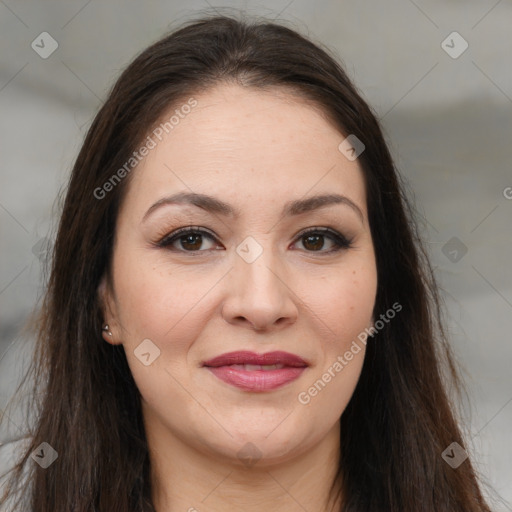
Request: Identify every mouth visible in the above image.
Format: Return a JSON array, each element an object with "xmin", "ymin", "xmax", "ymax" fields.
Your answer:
[{"xmin": 202, "ymin": 351, "xmax": 308, "ymax": 392}]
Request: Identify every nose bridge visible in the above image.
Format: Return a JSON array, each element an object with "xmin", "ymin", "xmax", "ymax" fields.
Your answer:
[
  {"xmin": 222, "ymin": 234, "xmax": 297, "ymax": 330},
  {"xmin": 234, "ymin": 235, "xmax": 283, "ymax": 296}
]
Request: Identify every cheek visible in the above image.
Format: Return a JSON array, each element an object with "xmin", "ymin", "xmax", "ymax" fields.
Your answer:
[
  {"xmin": 300, "ymin": 262, "xmax": 377, "ymax": 344},
  {"xmin": 295, "ymin": 266, "xmax": 375, "ymax": 420},
  {"xmin": 111, "ymin": 255, "xmax": 210, "ymax": 397},
  {"xmin": 112, "ymin": 251, "xmax": 218, "ymax": 341}
]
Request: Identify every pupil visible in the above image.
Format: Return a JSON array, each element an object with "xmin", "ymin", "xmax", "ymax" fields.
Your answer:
[
  {"xmin": 304, "ymin": 234, "xmax": 323, "ymax": 251},
  {"xmin": 182, "ymin": 234, "xmax": 202, "ymax": 250}
]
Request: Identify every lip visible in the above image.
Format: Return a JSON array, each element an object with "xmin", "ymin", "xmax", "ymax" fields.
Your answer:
[
  {"xmin": 202, "ymin": 351, "xmax": 308, "ymax": 392},
  {"xmin": 203, "ymin": 350, "xmax": 308, "ymax": 368}
]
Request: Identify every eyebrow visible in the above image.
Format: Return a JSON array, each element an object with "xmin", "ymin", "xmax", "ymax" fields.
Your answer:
[{"xmin": 142, "ymin": 192, "xmax": 364, "ymax": 223}]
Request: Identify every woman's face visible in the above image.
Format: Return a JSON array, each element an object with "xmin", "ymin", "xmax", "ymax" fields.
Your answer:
[{"xmin": 101, "ymin": 84, "xmax": 377, "ymax": 466}]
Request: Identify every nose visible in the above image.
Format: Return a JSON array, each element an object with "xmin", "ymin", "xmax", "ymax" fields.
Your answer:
[{"xmin": 221, "ymin": 240, "xmax": 299, "ymax": 332}]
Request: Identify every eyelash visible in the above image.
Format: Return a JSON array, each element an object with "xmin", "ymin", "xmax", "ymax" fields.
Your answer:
[{"xmin": 155, "ymin": 226, "xmax": 354, "ymax": 255}]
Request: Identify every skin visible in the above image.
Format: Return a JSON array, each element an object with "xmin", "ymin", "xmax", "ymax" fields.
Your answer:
[{"xmin": 99, "ymin": 83, "xmax": 378, "ymax": 512}]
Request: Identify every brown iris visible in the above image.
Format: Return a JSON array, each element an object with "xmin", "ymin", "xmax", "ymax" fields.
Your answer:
[
  {"xmin": 302, "ymin": 234, "xmax": 324, "ymax": 251},
  {"xmin": 180, "ymin": 233, "xmax": 203, "ymax": 251}
]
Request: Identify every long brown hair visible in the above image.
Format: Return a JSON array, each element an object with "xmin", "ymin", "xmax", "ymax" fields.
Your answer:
[{"xmin": 0, "ymin": 12, "xmax": 495, "ymax": 511}]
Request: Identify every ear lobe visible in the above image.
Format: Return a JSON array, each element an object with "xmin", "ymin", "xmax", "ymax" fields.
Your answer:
[{"xmin": 98, "ymin": 275, "xmax": 122, "ymax": 345}]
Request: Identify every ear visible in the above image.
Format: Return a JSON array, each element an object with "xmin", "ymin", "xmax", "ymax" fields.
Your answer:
[{"xmin": 98, "ymin": 275, "xmax": 122, "ymax": 345}]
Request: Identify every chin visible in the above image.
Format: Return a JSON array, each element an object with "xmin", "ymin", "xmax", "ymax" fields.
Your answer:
[{"xmin": 202, "ymin": 422, "xmax": 316, "ymax": 466}]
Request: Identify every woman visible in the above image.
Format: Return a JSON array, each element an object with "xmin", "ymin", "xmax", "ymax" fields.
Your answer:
[{"xmin": 0, "ymin": 13, "xmax": 495, "ymax": 511}]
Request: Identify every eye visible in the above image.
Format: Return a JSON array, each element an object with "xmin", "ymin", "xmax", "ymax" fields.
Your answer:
[
  {"xmin": 156, "ymin": 227, "xmax": 220, "ymax": 252},
  {"xmin": 292, "ymin": 227, "xmax": 353, "ymax": 253},
  {"xmin": 156, "ymin": 226, "xmax": 353, "ymax": 254}
]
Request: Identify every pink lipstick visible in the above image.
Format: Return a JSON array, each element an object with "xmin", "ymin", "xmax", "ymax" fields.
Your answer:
[{"xmin": 202, "ymin": 350, "xmax": 308, "ymax": 392}]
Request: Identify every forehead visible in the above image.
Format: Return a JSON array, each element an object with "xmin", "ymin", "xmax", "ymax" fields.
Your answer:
[{"xmin": 121, "ymin": 84, "xmax": 367, "ymax": 218}]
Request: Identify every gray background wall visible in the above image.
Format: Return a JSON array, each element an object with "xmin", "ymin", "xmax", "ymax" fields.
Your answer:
[{"xmin": 0, "ymin": 0, "xmax": 511, "ymax": 509}]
